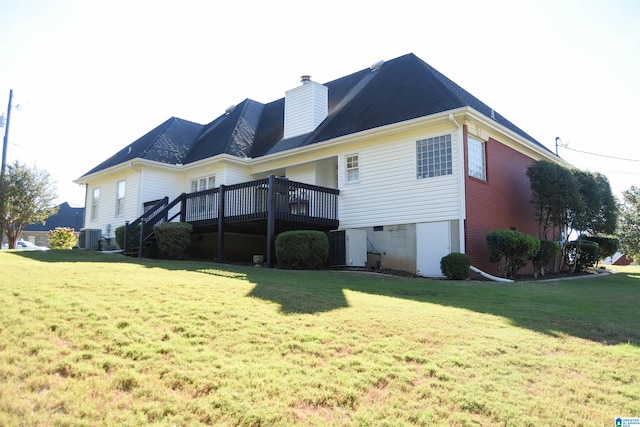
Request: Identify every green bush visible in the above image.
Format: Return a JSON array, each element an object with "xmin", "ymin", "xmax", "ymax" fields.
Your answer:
[
  {"xmin": 153, "ymin": 222, "xmax": 193, "ymax": 260},
  {"xmin": 48, "ymin": 227, "xmax": 78, "ymax": 249},
  {"xmin": 581, "ymin": 235, "xmax": 619, "ymax": 264},
  {"xmin": 115, "ymin": 225, "xmax": 126, "ymax": 249},
  {"xmin": 115, "ymin": 224, "xmax": 141, "ymax": 250},
  {"xmin": 532, "ymin": 240, "xmax": 560, "ymax": 277},
  {"xmin": 440, "ymin": 252, "xmax": 471, "ymax": 280},
  {"xmin": 565, "ymin": 240, "xmax": 599, "ymax": 272},
  {"xmin": 275, "ymin": 230, "xmax": 329, "ymax": 270},
  {"xmin": 486, "ymin": 230, "xmax": 540, "ymax": 279}
]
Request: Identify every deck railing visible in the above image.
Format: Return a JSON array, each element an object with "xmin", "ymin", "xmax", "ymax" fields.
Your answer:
[{"xmin": 124, "ymin": 176, "xmax": 339, "ymax": 257}]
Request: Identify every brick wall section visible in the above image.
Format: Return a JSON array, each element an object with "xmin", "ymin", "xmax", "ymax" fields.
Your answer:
[{"xmin": 464, "ymin": 127, "xmax": 539, "ymax": 275}]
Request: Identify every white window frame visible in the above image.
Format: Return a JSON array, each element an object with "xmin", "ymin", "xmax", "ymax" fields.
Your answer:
[
  {"xmin": 468, "ymin": 135, "xmax": 487, "ymax": 181},
  {"xmin": 190, "ymin": 175, "xmax": 216, "ymax": 218},
  {"xmin": 416, "ymin": 134, "xmax": 452, "ymax": 179},
  {"xmin": 91, "ymin": 188, "xmax": 100, "ymax": 221},
  {"xmin": 346, "ymin": 154, "xmax": 359, "ymax": 183},
  {"xmin": 116, "ymin": 180, "xmax": 126, "ymax": 216}
]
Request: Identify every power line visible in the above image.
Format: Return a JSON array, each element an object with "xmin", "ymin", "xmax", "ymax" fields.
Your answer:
[{"xmin": 559, "ymin": 143, "xmax": 640, "ymax": 163}]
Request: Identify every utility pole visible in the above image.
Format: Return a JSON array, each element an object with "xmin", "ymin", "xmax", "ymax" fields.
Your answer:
[{"xmin": 0, "ymin": 89, "xmax": 13, "ymax": 248}]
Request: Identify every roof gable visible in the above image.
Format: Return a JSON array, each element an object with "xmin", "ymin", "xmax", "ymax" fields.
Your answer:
[
  {"xmin": 80, "ymin": 117, "xmax": 204, "ymax": 177},
  {"xmin": 183, "ymin": 99, "xmax": 264, "ymax": 163}
]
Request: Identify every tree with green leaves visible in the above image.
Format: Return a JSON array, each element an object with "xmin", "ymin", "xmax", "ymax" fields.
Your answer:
[
  {"xmin": 0, "ymin": 161, "xmax": 57, "ymax": 249},
  {"xmin": 526, "ymin": 160, "xmax": 579, "ymax": 242},
  {"xmin": 618, "ymin": 186, "xmax": 640, "ymax": 263},
  {"xmin": 567, "ymin": 170, "xmax": 618, "ymax": 272}
]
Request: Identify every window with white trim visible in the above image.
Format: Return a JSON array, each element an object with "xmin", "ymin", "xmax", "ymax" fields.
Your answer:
[
  {"xmin": 116, "ymin": 180, "xmax": 126, "ymax": 216},
  {"xmin": 91, "ymin": 188, "xmax": 100, "ymax": 221},
  {"xmin": 416, "ymin": 134, "xmax": 452, "ymax": 178},
  {"xmin": 467, "ymin": 135, "xmax": 486, "ymax": 181},
  {"xmin": 190, "ymin": 175, "xmax": 216, "ymax": 218},
  {"xmin": 191, "ymin": 175, "xmax": 215, "ymax": 193},
  {"xmin": 346, "ymin": 154, "xmax": 359, "ymax": 182}
]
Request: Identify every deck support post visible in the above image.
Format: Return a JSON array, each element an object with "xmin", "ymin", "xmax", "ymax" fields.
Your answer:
[
  {"xmin": 266, "ymin": 175, "xmax": 276, "ymax": 268},
  {"xmin": 217, "ymin": 185, "xmax": 225, "ymax": 263},
  {"xmin": 138, "ymin": 218, "xmax": 145, "ymax": 258}
]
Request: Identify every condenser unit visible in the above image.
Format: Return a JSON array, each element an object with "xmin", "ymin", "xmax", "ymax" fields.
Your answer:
[
  {"xmin": 329, "ymin": 229, "xmax": 367, "ymax": 267},
  {"xmin": 79, "ymin": 228, "xmax": 102, "ymax": 250}
]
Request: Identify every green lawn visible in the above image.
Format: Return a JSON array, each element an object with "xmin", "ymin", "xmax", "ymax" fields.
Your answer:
[{"xmin": 1, "ymin": 250, "xmax": 638, "ymax": 426}]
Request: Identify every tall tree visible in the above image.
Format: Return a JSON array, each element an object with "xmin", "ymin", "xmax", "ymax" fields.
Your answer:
[
  {"xmin": 569, "ymin": 170, "xmax": 618, "ymax": 237},
  {"xmin": 618, "ymin": 186, "xmax": 640, "ymax": 262},
  {"xmin": 567, "ymin": 170, "xmax": 618, "ymax": 272},
  {"xmin": 0, "ymin": 161, "xmax": 57, "ymax": 249},
  {"xmin": 526, "ymin": 160, "xmax": 579, "ymax": 241}
]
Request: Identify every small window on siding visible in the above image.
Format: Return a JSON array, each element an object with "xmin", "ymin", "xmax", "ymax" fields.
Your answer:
[
  {"xmin": 346, "ymin": 154, "xmax": 359, "ymax": 182},
  {"xmin": 191, "ymin": 175, "xmax": 215, "ymax": 192},
  {"xmin": 468, "ymin": 136, "xmax": 486, "ymax": 181},
  {"xmin": 416, "ymin": 134, "xmax": 452, "ymax": 178},
  {"xmin": 91, "ymin": 188, "xmax": 100, "ymax": 221},
  {"xmin": 190, "ymin": 175, "xmax": 216, "ymax": 218},
  {"xmin": 116, "ymin": 180, "xmax": 126, "ymax": 216}
]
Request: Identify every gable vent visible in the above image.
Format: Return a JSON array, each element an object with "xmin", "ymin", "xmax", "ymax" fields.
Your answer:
[{"xmin": 284, "ymin": 76, "xmax": 328, "ymax": 139}]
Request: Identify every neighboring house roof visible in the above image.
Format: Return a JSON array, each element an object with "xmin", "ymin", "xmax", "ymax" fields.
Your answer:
[
  {"xmin": 23, "ymin": 202, "xmax": 85, "ymax": 232},
  {"xmin": 78, "ymin": 52, "xmax": 551, "ymax": 179}
]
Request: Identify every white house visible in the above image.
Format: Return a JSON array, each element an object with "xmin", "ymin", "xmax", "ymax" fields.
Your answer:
[{"xmin": 75, "ymin": 53, "xmax": 567, "ymax": 276}]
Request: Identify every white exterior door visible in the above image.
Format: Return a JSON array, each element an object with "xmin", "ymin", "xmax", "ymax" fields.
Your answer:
[{"xmin": 416, "ymin": 221, "xmax": 451, "ymax": 277}]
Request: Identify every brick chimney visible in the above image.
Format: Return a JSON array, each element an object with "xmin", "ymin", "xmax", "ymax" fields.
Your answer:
[{"xmin": 283, "ymin": 75, "xmax": 328, "ymax": 139}]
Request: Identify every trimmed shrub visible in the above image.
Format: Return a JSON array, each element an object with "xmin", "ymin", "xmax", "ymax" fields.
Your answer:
[
  {"xmin": 581, "ymin": 235, "xmax": 619, "ymax": 264},
  {"xmin": 153, "ymin": 222, "xmax": 193, "ymax": 260},
  {"xmin": 486, "ymin": 230, "xmax": 540, "ymax": 279},
  {"xmin": 565, "ymin": 240, "xmax": 599, "ymax": 272},
  {"xmin": 115, "ymin": 225, "xmax": 126, "ymax": 249},
  {"xmin": 440, "ymin": 252, "xmax": 471, "ymax": 280},
  {"xmin": 48, "ymin": 227, "xmax": 78, "ymax": 249},
  {"xmin": 275, "ymin": 230, "xmax": 329, "ymax": 270},
  {"xmin": 532, "ymin": 240, "xmax": 560, "ymax": 278},
  {"xmin": 115, "ymin": 224, "xmax": 141, "ymax": 250}
]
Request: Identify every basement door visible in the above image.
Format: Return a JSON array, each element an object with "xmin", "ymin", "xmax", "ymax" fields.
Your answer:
[{"xmin": 416, "ymin": 221, "xmax": 451, "ymax": 277}]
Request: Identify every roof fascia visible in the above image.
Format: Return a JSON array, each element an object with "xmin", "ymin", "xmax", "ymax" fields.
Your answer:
[
  {"xmin": 462, "ymin": 107, "xmax": 570, "ymax": 166},
  {"xmin": 177, "ymin": 154, "xmax": 251, "ymax": 173},
  {"xmin": 73, "ymin": 158, "xmax": 181, "ymax": 184}
]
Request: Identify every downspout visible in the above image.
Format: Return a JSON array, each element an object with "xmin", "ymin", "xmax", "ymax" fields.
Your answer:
[
  {"xmin": 448, "ymin": 114, "xmax": 466, "ymax": 254},
  {"xmin": 469, "ymin": 266, "xmax": 514, "ymax": 283}
]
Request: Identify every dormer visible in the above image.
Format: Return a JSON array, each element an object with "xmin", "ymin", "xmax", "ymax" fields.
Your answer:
[{"xmin": 283, "ymin": 75, "xmax": 328, "ymax": 139}]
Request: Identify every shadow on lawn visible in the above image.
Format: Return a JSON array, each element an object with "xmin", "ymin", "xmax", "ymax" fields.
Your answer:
[
  {"xmin": 9, "ymin": 250, "xmax": 639, "ymax": 345},
  {"xmin": 247, "ymin": 269, "xmax": 640, "ymax": 346}
]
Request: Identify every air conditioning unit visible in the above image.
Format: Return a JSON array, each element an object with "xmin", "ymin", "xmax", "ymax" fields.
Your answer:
[
  {"xmin": 79, "ymin": 228, "xmax": 102, "ymax": 250},
  {"xmin": 329, "ymin": 229, "xmax": 367, "ymax": 267}
]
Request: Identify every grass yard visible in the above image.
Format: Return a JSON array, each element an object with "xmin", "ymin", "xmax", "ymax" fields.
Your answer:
[{"xmin": 0, "ymin": 250, "xmax": 639, "ymax": 426}]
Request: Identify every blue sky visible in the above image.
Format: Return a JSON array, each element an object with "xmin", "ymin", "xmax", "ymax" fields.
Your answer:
[{"xmin": 1, "ymin": 0, "xmax": 638, "ymax": 206}]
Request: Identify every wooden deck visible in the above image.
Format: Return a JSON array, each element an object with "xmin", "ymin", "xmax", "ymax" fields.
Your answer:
[{"xmin": 123, "ymin": 175, "xmax": 340, "ymax": 266}]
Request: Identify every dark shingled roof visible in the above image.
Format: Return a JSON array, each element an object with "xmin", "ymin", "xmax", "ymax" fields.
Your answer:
[
  {"xmin": 23, "ymin": 202, "xmax": 85, "ymax": 232},
  {"xmin": 79, "ymin": 53, "xmax": 549, "ymax": 178},
  {"xmin": 81, "ymin": 117, "xmax": 204, "ymax": 177}
]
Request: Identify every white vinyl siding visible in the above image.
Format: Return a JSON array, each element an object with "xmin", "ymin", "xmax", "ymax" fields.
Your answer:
[
  {"xmin": 284, "ymin": 81, "xmax": 328, "ymax": 139},
  {"xmin": 338, "ymin": 129, "xmax": 461, "ymax": 229}
]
